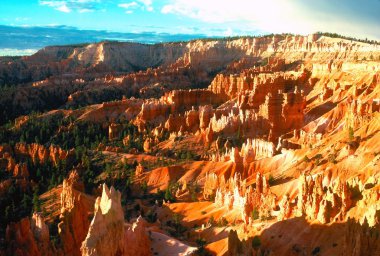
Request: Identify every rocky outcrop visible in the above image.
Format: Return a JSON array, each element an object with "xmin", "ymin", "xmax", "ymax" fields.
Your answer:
[
  {"xmin": 124, "ymin": 217, "xmax": 152, "ymax": 256},
  {"xmin": 2, "ymin": 34, "xmax": 379, "ymax": 126},
  {"xmin": 2, "ymin": 33, "xmax": 380, "ymax": 256},
  {"xmin": 344, "ymin": 98, "xmax": 379, "ymax": 130},
  {"xmin": 58, "ymin": 171, "xmax": 93, "ymax": 256},
  {"xmin": 0, "ymin": 143, "xmax": 74, "ymax": 180},
  {"xmin": 203, "ymin": 172, "xmax": 219, "ymax": 200},
  {"xmin": 185, "ymin": 107, "xmax": 200, "ymax": 132},
  {"xmin": 30, "ymin": 213, "xmax": 51, "ymax": 255},
  {"xmin": 258, "ymin": 87, "xmax": 306, "ymax": 140},
  {"xmin": 241, "ymin": 139, "xmax": 276, "ymax": 160},
  {"xmin": 108, "ymin": 123, "xmax": 123, "ymax": 141},
  {"xmin": 227, "ymin": 230, "xmax": 244, "ymax": 256},
  {"xmin": 277, "ymin": 194, "xmax": 292, "ymax": 221},
  {"xmin": 319, "ymin": 83, "xmax": 334, "ymax": 101},
  {"xmin": 134, "ymin": 99, "xmax": 171, "ymax": 129},
  {"xmin": 5, "ymin": 213, "xmax": 51, "ymax": 256},
  {"xmin": 81, "ymin": 184, "xmax": 152, "ymax": 256},
  {"xmin": 210, "ymin": 138, "xmax": 276, "ymax": 172},
  {"xmin": 14, "ymin": 143, "xmax": 75, "ymax": 166},
  {"xmin": 81, "ymin": 184, "xmax": 125, "ymax": 256},
  {"xmin": 135, "ymin": 163, "xmax": 145, "ymax": 176},
  {"xmin": 199, "ymin": 105, "xmax": 214, "ymax": 129},
  {"xmin": 211, "ymin": 71, "xmax": 308, "ymax": 104},
  {"xmin": 207, "ymin": 75, "xmax": 307, "ymax": 142},
  {"xmin": 298, "ymin": 130, "xmax": 323, "ymax": 148},
  {"xmin": 162, "ymin": 89, "xmax": 224, "ymax": 110},
  {"xmin": 213, "ymin": 173, "xmax": 275, "ymax": 224},
  {"xmin": 296, "ymin": 174, "xmax": 352, "ymax": 224},
  {"xmin": 143, "ymin": 137, "xmax": 153, "ymax": 153},
  {"xmin": 343, "ymin": 218, "xmax": 380, "ymax": 256}
]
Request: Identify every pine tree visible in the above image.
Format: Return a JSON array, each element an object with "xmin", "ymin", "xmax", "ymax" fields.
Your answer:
[
  {"xmin": 164, "ymin": 187, "xmax": 174, "ymax": 201},
  {"xmin": 33, "ymin": 190, "xmax": 41, "ymax": 212},
  {"xmin": 21, "ymin": 193, "xmax": 31, "ymax": 216},
  {"xmin": 252, "ymin": 236, "xmax": 261, "ymax": 251}
]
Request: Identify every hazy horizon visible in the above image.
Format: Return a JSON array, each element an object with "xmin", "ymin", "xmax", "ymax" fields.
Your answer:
[
  {"xmin": 1, "ymin": 24, "xmax": 379, "ymax": 57},
  {"xmin": 0, "ymin": 24, "xmax": 213, "ymax": 56},
  {"xmin": 2, "ymin": 0, "xmax": 380, "ymax": 56}
]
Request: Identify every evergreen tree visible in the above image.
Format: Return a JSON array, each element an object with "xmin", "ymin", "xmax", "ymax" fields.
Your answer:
[
  {"xmin": 252, "ymin": 236, "xmax": 261, "ymax": 251},
  {"xmin": 164, "ymin": 187, "xmax": 174, "ymax": 202},
  {"xmin": 33, "ymin": 190, "xmax": 41, "ymax": 212},
  {"xmin": 21, "ymin": 193, "xmax": 31, "ymax": 216}
]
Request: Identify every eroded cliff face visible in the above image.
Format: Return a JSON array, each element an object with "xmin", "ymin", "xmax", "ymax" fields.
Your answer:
[
  {"xmin": 343, "ymin": 218, "xmax": 380, "ymax": 256},
  {"xmin": 81, "ymin": 184, "xmax": 152, "ymax": 256},
  {"xmin": 204, "ymin": 172, "xmax": 275, "ymax": 225},
  {"xmin": 81, "ymin": 184, "xmax": 126, "ymax": 256},
  {"xmin": 295, "ymin": 174, "xmax": 352, "ymax": 224},
  {"xmin": 3, "ymin": 34, "xmax": 378, "ymax": 125},
  {"xmin": 1, "ymin": 34, "xmax": 380, "ymax": 256},
  {"xmin": 14, "ymin": 143, "xmax": 75, "ymax": 166},
  {"xmin": 5, "ymin": 213, "xmax": 51, "ymax": 256},
  {"xmin": 58, "ymin": 171, "xmax": 94, "ymax": 256}
]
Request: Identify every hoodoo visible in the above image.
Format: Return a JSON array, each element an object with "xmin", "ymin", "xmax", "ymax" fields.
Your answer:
[{"xmin": 1, "ymin": 31, "xmax": 380, "ymax": 256}]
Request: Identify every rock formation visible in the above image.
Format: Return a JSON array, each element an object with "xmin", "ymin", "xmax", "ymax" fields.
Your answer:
[
  {"xmin": 296, "ymin": 174, "xmax": 352, "ymax": 224},
  {"xmin": 344, "ymin": 218, "xmax": 380, "ymax": 256},
  {"xmin": 124, "ymin": 217, "xmax": 152, "ymax": 256},
  {"xmin": 1, "ymin": 33, "xmax": 380, "ymax": 256},
  {"xmin": 14, "ymin": 143, "xmax": 75, "ymax": 166},
  {"xmin": 59, "ymin": 171, "xmax": 93, "ymax": 256},
  {"xmin": 212, "ymin": 173, "xmax": 275, "ymax": 224},
  {"xmin": 135, "ymin": 163, "xmax": 145, "ymax": 176},
  {"xmin": 81, "ymin": 184, "xmax": 126, "ymax": 256},
  {"xmin": 109, "ymin": 123, "xmax": 123, "ymax": 141},
  {"xmin": 227, "ymin": 230, "xmax": 244, "ymax": 256},
  {"xmin": 277, "ymin": 194, "xmax": 292, "ymax": 221},
  {"xmin": 81, "ymin": 184, "xmax": 152, "ymax": 256},
  {"xmin": 210, "ymin": 138, "xmax": 276, "ymax": 173},
  {"xmin": 5, "ymin": 213, "xmax": 51, "ymax": 256}
]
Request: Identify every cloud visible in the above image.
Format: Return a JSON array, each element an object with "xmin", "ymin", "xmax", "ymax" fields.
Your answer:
[
  {"xmin": 40, "ymin": 1, "xmax": 71, "ymax": 12},
  {"xmin": 79, "ymin": 8, "xmax": 94, "ymax": 13},
  {"xmin": 118, "ymin": 2, "xmax": 139, "ymax": 13},
  {"xmin": 39, "ymin": 0, "xmax": 107, "ymax": 13},
  {"xmin": 118, "ymin": 2, "xmax": 138, "ymax": 9},
  {"xmin": 57, "ymin": 4, "xmax": 71, "ymax": 12},
  {"xmin": 118, "ymin": 0, "xmax": 153, "ymax": 13},
  {"xmin": 161, "ymin": 0, "xmax": 380, "ymax": 39},
  {"xmin": 138, "ymin": 0, "xmax": 153, "ymax": 11}
]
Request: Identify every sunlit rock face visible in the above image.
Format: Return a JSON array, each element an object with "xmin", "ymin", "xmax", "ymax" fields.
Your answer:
[
  {"xmin": 108, "ymin": 123, "xmax": 123, "ymax": 141},
  {"xmin": 211, "ymin": 172, "xmax": 275, "ymax": 225},
  {"xmin": 343, "ymin": 218, "xmax": 380, "ymax": 256},
  {"xmin": 81, "ymin": 184, "xmax": 152, "ymax": 256},
  {"xmin": 1, "ymin": 34, "xmax": 380, "ymax": 256},
  {"xmin": 296, "ymin": 174, "xmax": 353, "ymax": 224},
  {"xmin": 59, "ymin": 171, "xmax": 93, "ymax": 256},
  {"xmin": 14, "ymin": 143, "xmax": 75, "ymax": 166},
  {"xmin": 81, "ymin": 184, "xmax": 126, "ymax": 256},
  {"xmin": 5, "ymin": 213, "xmax": 51, "ymax": 256}
]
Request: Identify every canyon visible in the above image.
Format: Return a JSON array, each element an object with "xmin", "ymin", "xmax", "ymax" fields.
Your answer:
[{"xmin": 0, "ymin": 33, "xmax": 380, "ymax": 255}]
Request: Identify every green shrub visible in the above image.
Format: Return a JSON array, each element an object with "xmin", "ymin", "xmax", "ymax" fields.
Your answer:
[{"xmin": 252, "ymin": 236, "xmax": 261, "ymax": 250}]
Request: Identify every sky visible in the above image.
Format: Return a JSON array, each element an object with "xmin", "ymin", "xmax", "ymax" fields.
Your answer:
[{"xmin": 1, "ymin": 0, "xmax": 380, "ymax": 39}]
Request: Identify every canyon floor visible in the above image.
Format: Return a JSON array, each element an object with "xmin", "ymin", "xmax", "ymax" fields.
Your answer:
[{"xmin": 0, "ymin": 33, "xmax": 379, "ymax": 256}]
